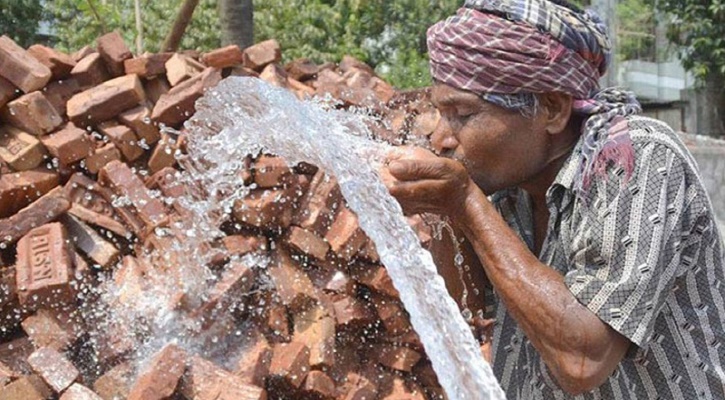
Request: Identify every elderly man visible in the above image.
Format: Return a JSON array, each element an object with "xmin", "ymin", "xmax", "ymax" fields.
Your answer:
[{"xmin": 384, "ymin": 0, "xmax": 725, "ymax": 398}]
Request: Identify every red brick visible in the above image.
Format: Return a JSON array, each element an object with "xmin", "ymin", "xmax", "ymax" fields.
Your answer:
[
  {"xmin": 349, "ymin": 264, "xmax": 399, "ymax": 297},
  {"xmin": 287, "ymin": 226, "xmax": 329, "ymax": 261},
  {"xmin": 302, "ymin": 370, "xmax": 335, "ymax": 400},
  {"xmin": 143, "ymin": 76, "xmax": 170, "ymax": 104},
  {"xmin": 325, "ymin": 207, "xmax": 367, "ymax": 260},
  {"xmin": 182, "ymin": 356, "xmax": 266, "ymax": 400},
  {"xmin": 27, "ymin": 45, "xmax": 76, "ymax": 80},
  {"xmin": 285, "ymin": 58, "xmax": 320, "ymax": 82},
  {"xmin": 243, "ymin": 39, "xmax": 282, "ymax": 71},
  {"xmin": 21, "ymin": 309, "xmax": 80, "ymax": 351},
  {"xmin": 332, "ymin": 295, "xmax": 375, "ymax": 329},
  {"xmin": 0, "ymin": 360, "xmax": 17, "ymax": 387},
  {"xmin": 123, "ymin": 53, "xmax": 172, "ymax": 78},
  {"xmin": 381, "ymin": 376, "xmax": 426, "ymax": 400},
  {"xmin": 288, "ymin": 78, "xmax": 315, "ymax": 100},
  {"xmin": 15, "ymin": 222, "xmax": 75, "ymax": 308},
  {"xmin": 63, "ymin": 173, "xmax": 129, "ymax": 237},
  {"xmin": 97, "ymin": 121, "xmax": 144, "ymax": 162},
  {"xmin": 40, "ymin": 123, "xmax": 92, "ymax": 166},
  {"xmin": 0, "ymin": 36, "xmax": 52, "ymax": 93},
  {"xmin": 71, "ymin": 46, "xmax": 95, "ymax": 62},
  {"xmin": 99, "ymin": 160, "xmax": 169, "ymax": 234},
  {"xmin": 0, "ymin": 125, "xmax": 45, "ymax": 171},
  {"xmin": 295, "ymin": 170, "xmax": 342, "ymax": 236},
  {"xmin": 145, "ymin": 133, "xmax": 177, "ymax": 173},
  {"xmin": 70, "ymin": 53, "xmax": 110, "ymax": 90},
  {"xmin": 267, "ymin": 248, "xmax": 317, "ymax": 311},
  {"xmin": 252, "ymin": 155, "xmax": 293, "ymax": 188},
  {"xmin": 340, "ymin": 372, "xmax": 377, "ymax": 400},
  {"xmin": 377, "ymin": 345, "xmax": 421, "ymax": 372},
  {"xmin": 151, "ymin": 67, "xmax": 221, "ymax": 127},
  {"xmin": 358, "ymin": 239, "xmax": 380, "ymax": 263},
  {"xmin": 222, "ymin": 234, "xmax": 268, "ymax": 258},
  {"xmin": 0, "ymin": 168, "xmax": 59, "ymax": 218},
  {"xmin": 43, "ymin": 78, "xmax": 81, "ymax": 116},
  {"xmin": 118, "ymin": 103, "xmax": 160, "ymax": 145},
  {"xmin": 165, "ymin": 53, "xmax": 204, "ymax": 86},
  {"xmin": 67, "ymin": 74, "xmax": 146, "ymax": 127},
  {"xmin": 92, "ymin": 362, "xmax": 134, "ymax": 400},
  {"xmin": 96, "ymin": 31, "xmax": 132, "ymax": 77},
  {"xmin": 236, "ymin": 334, "xmax": 272, "ymax": 387},
  {"xmin": 194, "ymin": 260, "xmax": 254, "ymax": 328},
  {"xmin": 59, "ymin": 383, "xmax": 104, "ymax": 400},
  {"xmin": 201, "ymin": 45, "xmax": 244, "ymax": 69},
  {"xmin": 0, "ymin": 267, "xmax": 23, "ymax": 334},
  {"xmin": 84, "ymin": 142, "xmax": 122, "ymax": 175},
  {"xmin": 233, "ymin": 187, "xmax": 298, "ymax": 231},
  {"xmin": 370, "ymin": 293, "xmax": 411, "ymax": 335},
  {"xmin": 0, "ymin": 187, "xmax": 68, "ymax": 247},
  {"xmin": 0, "ymin": 375, "xmax": 52, "ymax": 400},
  {"xmin": 308, "ymin": 266, "xmax": 355, "ymax": 295},
  {"xmin": 339, "ymin": 55, "xmax": 375, "ymax": 75},
  {"xmin": 265, "ymin": 302, "xmax": 291, "ymax": 342},
  {"xmin": 127, "ymin": 344, "xmax": 187, "ymax": 400},
  {"xmin": 61, "ymin": 214, "xmax": 120, "ymax": 269},
  {"xmin": 1, "ymin": 91, "xmax": 64, "ymax": 136},
  {"xmin": 293, "ymin": 304, "xmax": 335, "ymax": 369},
  {"xmin": 259, "ymin": 64, "xmax": 289, "ymax": 89},
  {"xmin": 27, "ymin": 346, "xmax": 79, "ymax": 392},
  {"xmin": 268, "ymin": 341, "xmax": 310, "ymax": 389},
  {"xmin": 0, "ymin": 76, "xmax": 15, "ymax": 109}
]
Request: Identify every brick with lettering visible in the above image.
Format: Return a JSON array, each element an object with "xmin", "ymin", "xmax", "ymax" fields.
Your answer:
[
  {"xmin": 15, "ymin": 222, "xmax": 75, "ymax": 308},
  {"xmin": 0, "ymin": 35, "xmax": 52, "ymax": 93},
  {"xmin": 96, "ymin": 31, "xmax": 132, "ymax": 77},
  {"xmin": 0, "ymin": 125, "xmax": 45, "ymax": 171},
  {"xmin": 40, "ymin": 123, "xmax": 92, "ymax": 166},
  {"xmin": 1, "ymin": 91, "xmax": 64, "ymax": 136}
]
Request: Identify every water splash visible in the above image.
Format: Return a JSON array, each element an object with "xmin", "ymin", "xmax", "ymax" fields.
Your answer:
[{"xmin": 185, "ymin": 77, "xmax": 506, "ymax": 400}]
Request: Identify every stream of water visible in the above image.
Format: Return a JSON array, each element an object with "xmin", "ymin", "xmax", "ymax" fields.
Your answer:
[{"xmin": 179, "ymin": 77, "xmax": 506, "ymax": 399}]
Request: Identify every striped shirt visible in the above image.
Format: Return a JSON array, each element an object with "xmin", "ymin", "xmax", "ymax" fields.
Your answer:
[{"xmin": 488, "ymin": 116, "xmax": 725, "ymax": 399}]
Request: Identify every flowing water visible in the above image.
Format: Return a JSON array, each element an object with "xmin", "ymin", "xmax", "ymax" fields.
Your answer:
[{"xmin": 176, "ymin": 76, "xmax": 507, "ymax": 399}]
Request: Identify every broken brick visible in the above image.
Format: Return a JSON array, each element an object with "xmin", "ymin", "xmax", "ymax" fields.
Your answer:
[
  {"xmin": 349, "ymin": 264, "xmax": 399, "ymax": 298},
  {"xmin": 27, "ymin": 346, "xmax": 79, "ymax": 392},
  {"xmin": 64, "ymin": 173, "xmax": 129, "ymax": 237},
  {"xmin": 325, "ymin": 207, "xmax": 367, "ymax": 260},
  {"xmin": 0, "ymin": 374, "xmax": 52, "ymax": 400},
  {"xmin": 302, "ymin": 370, "xmax": 336, "ymax": 400},
  {"xmin": 147, "ymin": 133, "xmax": 180, "ymax": 173},
  {"xmin": 118, "ymin": 103, "xmax": 160, "ymax": 145},
  {"xmin": 59, "ymin": 383, "xmax": 104, "ymax": 400},
  {"xmin": 267, "ymin": 341, "xmax": 310, "ymax": 390},
  {"xmin": 293, "ymin": 304, "xmax": 335, "ymax": 369},
  {"xmin": 0, "ymin": 36, "xmax": 52, "ymax": 93},
  {"xmin": 151, "ymin": 67, "xmax": 221, "ymax": 127},
  {"xmin": 253, "ymin": 156, "xmax": 293, "ymax": 188},
  {"xmin": 242, "ymin": 39, "xmax": 282, "ymax": 71},
  {"xmin": 182, "ymin": 355, "xmax": 267, "ymax": 400},
  {"xmin": 92, "ymin": 361, "xmax": 134, "ymax": 400},
  {"xmin": 201, "ymin": 45, "xmax": 244, "ymax": 69},
  {"xmin": 0, "ymin": 187, "xmax": 69, "ymax": 247},
  {"xmin": 70, "ymin": 53, "xmax": 110, "ymax": 90},
  {"xmin": 98, "ymin": 121, "xmax": 144, "ymax": 162},
  {"xmin": 0, "ymin": 76, "xmax": 16, "ymax": 109},
  {"xmin": 40, "ymin": 123, "xmax": 92, "ymax": 166},
  {"xmin": 165, "ymin": 53, "xmax": 204, "ymax": 87},
  {"xmin": 332, "ymin": 295, "xmax": 375, "ymax": 330},
  {"xmin": 123, "ymin": 53, "xmax": 172, "ymax": 78},
  {"xmin": 127, "ymin": 344, "xmax": 187, "ymax": 400},
  {"xmin": 285, "ymin": 58, "xmax": 320, "ymax": 82},
  {"xmin": 377, "ymin": 345, "xmax": 421, "ymax": 373},
  {"xmin": 96, "ymin": 31, "xmax": 132, "ymax": 77},
  {"xmin": 233, "ymin": 187, "xmax": 297, "ymax": 231},
  {"xmin": 84, "ymin": 142, "xmax": 122, "ymax": 175},
  {"xmin": 0, "ymin": 168, "xmax": 59, "ymax": 218},
  {"xmin": 61, "ymin": 214, "xmax": 120, "ymax": 269},
  {"xmin": 21, "ymin": 309, "xmax": 80, "ymax": 351},
  {"xmin": 143, "ymin": 76, "xmax": 170, "ymax": 104},
  {"xmin": 0, "ymin": 125, "xmax": 46, "ymax": 171},
  {"xmin": 295, "ymin": 170, "xmax": 342, "ymax": 236},
  {"xmin": 67, "ymin": 74, "xmax": 145, "ymax": 127},
  {"xmin": 287, "ymin": 226, "xmax": 330, "ymax": 261},
  {"xmin": 1, "ymin": 91, "xmax": 64, "ymax": 136},
  {"xmin": 267, "ymin": 249, "xmax": 317, "ymax": 311},
  {"xmin": 194, "ymin": 260, "xmax": 254, "ymax": 329},
  {"xmin": 370, "ymin": 293, "xmax": 411, "ymax": 336},
  {"xmin": 236, "ymin": 334, "xmax": 272, "ymax": 387},
  {"xmin": 43, "ymin": 78, "xmax": 81, "ymax": 116},
  {"xmin": 27, "ymin": 45, "xmax": 76, "ymax": 80}
]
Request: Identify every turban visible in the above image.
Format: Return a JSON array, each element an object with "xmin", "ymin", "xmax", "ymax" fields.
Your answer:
[{"xmin": 427, "ymin": 0, "xmax": 643, "ymax": 195}]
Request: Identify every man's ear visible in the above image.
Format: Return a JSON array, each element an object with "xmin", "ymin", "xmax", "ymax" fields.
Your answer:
[{"xmin": 539, "ymin": 92, "xmax": 573, "ymax": 136}]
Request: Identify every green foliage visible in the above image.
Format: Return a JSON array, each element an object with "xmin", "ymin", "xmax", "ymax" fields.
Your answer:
[
  {"xmin": 47, "ymin": 0, "xmax": 220, "ymax": 53},
  {"xmin": 616, "ymin": 0, "xmax": 656, "ymax": 62},
  {"xmin": 660, "ymin": 0, "xmax": 725, "ymax": 83},
  {"xmin": 254, "ymin": 0, "xmax": 460, "ymax": 88},
  {"xmin": 0, "ymin": 0, "xmax": 45, "ymax": 47}
]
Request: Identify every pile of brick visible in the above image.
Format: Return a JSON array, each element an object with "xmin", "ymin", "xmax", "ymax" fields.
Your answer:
[{"xmin": 0, "ymin": 31, "xmax": 456, "ymax": 400}]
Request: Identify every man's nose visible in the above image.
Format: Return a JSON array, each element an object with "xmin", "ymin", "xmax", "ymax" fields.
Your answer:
[{"xmin": 430, "ymin": 116, "xmax": 459, "ymax": 154}]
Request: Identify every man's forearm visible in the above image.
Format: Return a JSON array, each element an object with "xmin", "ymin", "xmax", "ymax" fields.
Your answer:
[{"xmin": 455, "ymin": 187, "xmax": 629, "ymax": 393}]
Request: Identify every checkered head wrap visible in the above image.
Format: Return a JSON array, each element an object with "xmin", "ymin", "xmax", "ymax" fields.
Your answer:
[{"xmin": 427, "ymin": 0, "xmax": 642, "ymax": 195}]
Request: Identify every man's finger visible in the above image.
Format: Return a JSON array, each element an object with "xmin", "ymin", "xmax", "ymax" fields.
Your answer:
[{"xmin": 388, "ymin": 159, "xmax": 447, "ymax": 181}]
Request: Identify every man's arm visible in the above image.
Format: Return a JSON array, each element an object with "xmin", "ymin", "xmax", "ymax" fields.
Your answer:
[
  {"xmin": 383, "ymin": 149, "xmax": 631, "ymax": 394},
  {"xmin": 458, "ymin": 186, "xmax": 631, "ymax": 394}
]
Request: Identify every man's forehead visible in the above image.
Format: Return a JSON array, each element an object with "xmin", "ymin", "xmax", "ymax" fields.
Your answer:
[{"xmin": 430, "ymin": 84, "xmax": 483, "ymax": 107}]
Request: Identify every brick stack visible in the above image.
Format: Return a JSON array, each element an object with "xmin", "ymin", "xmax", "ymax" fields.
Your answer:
[{"xmin": 0, "ymin": 32, "xmax": 451, "ymax": 400}]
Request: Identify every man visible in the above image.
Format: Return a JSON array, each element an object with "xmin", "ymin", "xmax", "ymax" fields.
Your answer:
[{"xmin": 383, "ymin": 0, "xmax": 725, "ymax": 398}]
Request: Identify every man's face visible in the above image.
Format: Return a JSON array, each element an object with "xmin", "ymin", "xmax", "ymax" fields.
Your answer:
[{"xmin": 429, "ymin": 83, "xmax": 550, "ymax": 194}]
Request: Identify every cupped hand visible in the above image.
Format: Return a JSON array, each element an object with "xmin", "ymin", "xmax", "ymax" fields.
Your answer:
[{"xmin": 381, "ymin": 146, "xmax": 475, "ymax": 220}]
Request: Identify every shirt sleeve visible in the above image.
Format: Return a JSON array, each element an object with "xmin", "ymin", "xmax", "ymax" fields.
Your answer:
[{"xmin": 563, "ymin": 141, "xmax": 703, "ymax": 349}]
